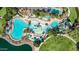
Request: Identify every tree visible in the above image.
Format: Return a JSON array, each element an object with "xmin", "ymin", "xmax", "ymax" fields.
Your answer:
[
  {"xmin": 76, "ymin": 42, "xmax": 79, "ymax": 51},
  {"xmin": 0, "ymin": 7, "xmax": 2, "ymax": 10},
  {"xmin": 4, "ymin": 7, "xmax": 18, "ymax": 21},
  {"xmin": 48, "ymin": 28, "xmax": 59, "ymax": 36},
  {"xmin": 0, "ymin": 18, "xmax": 6, "ymax": 35}
]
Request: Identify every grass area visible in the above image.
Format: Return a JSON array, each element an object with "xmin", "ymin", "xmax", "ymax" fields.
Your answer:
[
  {"xmin": 0, "ymin": 8, "xmax": 6, "ymax": 17},
  {"xmin": 0, "ymin": 18, "xmax": 6, "ymax": 34},
  {"xmin": 69, "ymin": 7, "xmax": 77, "ymax": 23},
  {"xmin": 39, "ymin": 7, "xmax": 78, "ymax": 51},
  {"xmin": 40, "ymin": 35, "xmax": 76, "ymax": 51},
  {"xmin": 68, "ymin": 29, "xmax": 79, "ymax": 42},
  {"xmin": 0, "ymin": 8, "xmax": 6, "ymax": 35},
  {"xmin": 5, "ymin": 7, "xmax": 18, "ymax": 21}
]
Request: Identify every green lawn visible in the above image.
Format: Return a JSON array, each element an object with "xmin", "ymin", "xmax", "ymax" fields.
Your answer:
[
  {"xmin": 0, "ymin": 8, "xmax": 6, "ymax": 17},
  {"xmin": 0, "ymin": 8, "xmax": 6, "ymax": 35},
  {"xmin": 69, "ymin": 7, "xmax": 77, "ymax": 23},
  {"xmin": 68, "ymin": 29, "xmax": 79, "ymax": 42},
  {"xmin": 0, "ymin": 18, "xmax": 6, "ymax": 34},
  {"xmin": 40, "ymin": 35, "xmax": 76, "ymax": 51}
]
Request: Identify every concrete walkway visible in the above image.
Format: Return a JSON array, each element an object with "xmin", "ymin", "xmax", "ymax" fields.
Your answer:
[
  {"xmin": 34, "ymin": 35, "xmax": 53, "ymax": 51},
  {"xmin": 37, "ymin": 34, "xmax": 76, "ymax": 51},
  {"xmin": 68, "ymin": 7, "xmax": 70, "ymax": 17},
  {"xmin": 57, "ymin": 34, "xmax": 76, "ymax": 44}
]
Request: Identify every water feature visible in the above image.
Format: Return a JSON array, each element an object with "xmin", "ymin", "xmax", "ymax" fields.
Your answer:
[
  {"xmin": 0, "ymin": 37, "xmax": 32, "ymax": 51},
  {"xmin": 10, "ymin": 18, "xmax": 59, "ymax": 43},
  {"xmin": 11, "ymin": 18, "xmax": 29, "ymax": 40},
  {"xmin": 48, "ymin": 8, "xmax": 62, "ymax": 14}
]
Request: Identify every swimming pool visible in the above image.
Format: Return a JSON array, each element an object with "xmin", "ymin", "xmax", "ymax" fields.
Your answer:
[
  {"xmin": 29, "ymin": 18, "xmax": 50, "ymax": 34},
  {"xmin": 50, "ymin": 21, "xmax": 59, "ymax": 28},
  {"xmin": 11, "ymin": 18, "xmax": 29, "ymax": 41},
  {"xmin": 49, "ymin": 8, "xmax": 62, "ymax": 14},
  {"xmin": 10, "ymin": 18, "xmax": 59, "ymax": 41}
]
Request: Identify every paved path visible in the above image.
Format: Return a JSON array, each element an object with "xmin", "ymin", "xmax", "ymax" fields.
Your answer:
[
  {"xmin": 34, "ymin": 35, "xmax": 53, "ymax": 51},
  {"xmin": 57, "ymin": 34, "xmax": 76, "ymax": 44},
  {"xmin": 37, "ymin": 34, "xmax": 76, "ymax": 51},
  {"xmin": 68, "ymin": 7, "xmax": 70, "ymax": 17}
]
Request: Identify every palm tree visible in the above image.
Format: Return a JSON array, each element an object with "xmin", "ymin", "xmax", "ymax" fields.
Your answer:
[
  {"xmin": 28, "ymin": 20, "xmax": 31, "ymax": 25},
  {"xmin": 76, "ymin": 42, "xmax": 79, "ymax": 51},
  {"xmin": 4, "ymin": 7, "xmax": 18, "ymax": 21}
]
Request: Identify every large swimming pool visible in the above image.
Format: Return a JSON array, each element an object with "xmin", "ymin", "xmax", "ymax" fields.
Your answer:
[
  {"xmin": 10, "ymin": 18, "xmax": 59, "ymax": 41},
  {"xmin": 11, "ymin": 18, "xmax": 29, "ymax": 40}
]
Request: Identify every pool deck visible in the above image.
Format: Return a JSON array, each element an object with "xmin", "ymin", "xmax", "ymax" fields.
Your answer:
[
  {"xmin": 4, "ymin": 8, "xmax": 68, "ymax": 51},
  {"xmin": 20, "ymin": 15, "xmax": 63, "ymax": 25},
  {"xmin": 8, "ymin": 15, "xmax": 63, "ymax": 50}
]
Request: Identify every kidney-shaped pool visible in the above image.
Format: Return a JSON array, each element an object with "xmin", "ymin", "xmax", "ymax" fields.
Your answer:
[{"xmin": 11, "ymin": 18, "xmax": 29, "ymax": 41}]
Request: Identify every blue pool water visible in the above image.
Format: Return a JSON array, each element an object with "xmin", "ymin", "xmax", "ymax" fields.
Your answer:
[
  {"xmin": 29, "ymin": 20, "xmax": 50, "ymax": 34},
  {"xmin": 43, "ymin": 16, "xmax": 51, "ymax": 20},
  {"xmin": 29, "ymin": 19, "xmax": 59, "ymax": 33},
  {"xmin": 42, "ymin": 25, "xmax": 50, "ymax": 33},
  {"xmin": 49, "ymin": 8, "xmax": 62, "ymax": 14},
  {"xmin": 50, "ymin": 21, "xmax": 59, "ymax": 28},
  {"xmin": 29, "ymin": 21, "xmax": 38, "ymax": 30},
  {"xmin": 11, "ymin": 18, "xmax": 29, "ymax": 40},
  {"xmin": 10, "ymin": 18, "xmax": 59, "ymax": 41}
]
